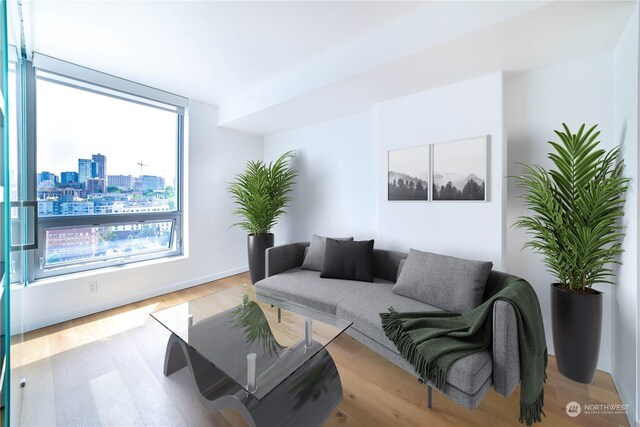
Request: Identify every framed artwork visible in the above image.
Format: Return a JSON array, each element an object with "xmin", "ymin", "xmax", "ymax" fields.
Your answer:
[
  {"xmin": 431, "ymin": 136, "xmax": 487, "ymax": 202},
  {"xmin": 388, "ymin": 145, "xmax": 429, "ymax": 201}
]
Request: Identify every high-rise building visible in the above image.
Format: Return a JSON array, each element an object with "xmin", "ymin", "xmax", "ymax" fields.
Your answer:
[
  {"xmin": 61, "ymin": 171, "xmax": 79, "ymax": 184},
  {"xmin": 140, "ymin": 175, "xmax": 166, "ymax": 191},
  {"xmin": 92, "ymin": 153, "xmax": 107, "ymax": 179},
  {"xmin": 78, "ymin": 159, "xmax": 96, "ymax": 184},
  {"xmin": 107, "ymin": 174, "xmax": 133, "ymax": 190},
  {"xmin": 86, "ymin": 178, "xmax": 106, "ymax": 193},
  {"xmin": 37, "ymin": 171, "xmax": 58, "ymax": 190},
  {"xmin": 38, "ymin": 171, "xmax": 58, "ymax": 184}
]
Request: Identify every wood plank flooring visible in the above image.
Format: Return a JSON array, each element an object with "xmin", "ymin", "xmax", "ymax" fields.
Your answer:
[{"xmin": 7, "ymin": 273, "xmax": 630, "ymax": 427}]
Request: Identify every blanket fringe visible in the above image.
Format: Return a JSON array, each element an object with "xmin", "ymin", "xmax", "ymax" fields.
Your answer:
[
  {"xmin": 519, "ymin": 389, "xmax": 545, "ymax": 426},
  {"xmin": 380, "ymin": 307, "xmax": 448, "ymax": 391},
  {"xmin": 380, "ymin": 309, "xmax": 403, "ymax": 341}
]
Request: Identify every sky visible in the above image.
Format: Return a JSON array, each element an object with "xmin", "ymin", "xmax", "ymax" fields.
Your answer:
[
  {"xmin": 388, "ymin": 145, "xmax": 429, "ymax": 181},
  {"xmin": 432, "ymin": 137, "xmax": 486, "ymax": 179},
  {"xmin": 36, "ymin": 79, "xmax": 178, "ymax": 185}
]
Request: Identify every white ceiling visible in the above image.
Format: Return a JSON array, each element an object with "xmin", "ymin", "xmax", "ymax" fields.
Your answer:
[
  {"xmin": 28, "ymin": 1, "xmax": 428, "ymax": 105},
  {"xmin": 218, "ymin": 1, "xmax": 637, "ymax": 134},
  {"xmin": 27, "ymin": 1, "xmax": 637, "ymax": 135}
]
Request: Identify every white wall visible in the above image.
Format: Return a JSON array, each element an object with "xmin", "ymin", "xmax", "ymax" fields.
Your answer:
[
  {"xmin": 612, "ymin": 5, "xmax": 639, "ymax": 426},
  {"xmin": 263, "ymin": 112, "xmax": 378, "ymax": 244},
  {"xmin": 14, "ymin": 100, "xmax": 263, "ymax": 332},
  {"xmin": 376, "ymin": 73, "xmax": 506, "ymax": 269},
  {"xmin": 504, "ymin": 53, "xmax": 615, "ymax": 371},
  {"xmin": 264, "ymin": 74, "xmax": 507, "ymax": 269}
]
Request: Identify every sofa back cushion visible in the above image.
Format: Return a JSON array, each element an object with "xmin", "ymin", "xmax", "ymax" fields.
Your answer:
[
  {"xmin": 393, "ymin": 249, "xmax": 492, "ymax": 313},
  {"xmin": 301, "ymin": 234, "xmax": 353, "ymax": 271},
  {"xmin": 320, "ymin": 239, "xmax": 375, "ymax": 282},
  {"xmin": 373, "ymin": 249, "xmax": 408, "ymax": 282}
]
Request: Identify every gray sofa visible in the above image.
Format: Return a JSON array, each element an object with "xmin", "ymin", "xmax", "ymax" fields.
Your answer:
[{"xmin": 254, "ymin": 242, "xmax": 520, "ymax": 409}]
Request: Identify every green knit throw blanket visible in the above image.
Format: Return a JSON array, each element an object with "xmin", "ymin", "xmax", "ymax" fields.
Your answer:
[{"xmin": 380, "ymin": 276, "xmax": 547, "ymax": 425}]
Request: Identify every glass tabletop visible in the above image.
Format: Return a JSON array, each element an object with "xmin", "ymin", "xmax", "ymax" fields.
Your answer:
[{"xmin": 151, "ymin": 285, "xmax": 352, "ymax": 400}]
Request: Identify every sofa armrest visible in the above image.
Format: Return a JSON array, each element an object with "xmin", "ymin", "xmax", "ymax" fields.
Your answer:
[
  {"xmin": 265, "ymin": 242, "xmax": 310, "ymax": 278},
  {"xmin": 492, "ymin": 300, "xmax": 520, "ymax": 397}
]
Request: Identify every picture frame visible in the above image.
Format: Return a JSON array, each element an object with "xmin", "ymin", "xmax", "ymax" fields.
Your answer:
[
  {"xmin": 431, "ymin": 136, "xmax": 487, "ymax": 202},
  {"xmin": 387, "ymin": 145, "xmax": 429, "ymax": 201}
]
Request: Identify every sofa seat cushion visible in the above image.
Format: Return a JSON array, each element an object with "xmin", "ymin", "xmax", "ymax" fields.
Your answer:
[
  {"xmin": 336, "ymin": 282, "xmax": 492, "ymax": 395},
  {"xmin": 254, "ymin": 268, "xmax": 391, "ymax": 315},
  {"xmin": 336, "ymin": 281, "xmax": 442, "ymax": 346},
  {"xmin": 444, "ymin": 351, "xmax": 493, "ymax": 395}
]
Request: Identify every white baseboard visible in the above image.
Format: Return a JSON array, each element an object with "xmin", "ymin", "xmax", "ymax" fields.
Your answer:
[
  {"xmin": 611, "ymin": 372, "xmax": 637, "ymax": 427},
  {"xmin": 19, "ymin": 266, "xmax": 249, "ymax": 333}
]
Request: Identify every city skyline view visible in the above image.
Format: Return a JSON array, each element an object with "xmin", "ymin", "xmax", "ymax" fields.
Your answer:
[
  {"xmin": 36, "ymin": 77, "xmax": 179, "ymax": 185},
  {"xmin": 38, "ymin": 156, "xmax": 174, "ymax": 188},
  {"xmin": 36, "ymin": 148, "xmax": 175, "ymax": 216},
  {"xmin": 37, "ymin": 151, "xmax": 170, "ymax": 190},
  {"xmin": 36, "ymin": 77, "xmax": 180, "ymax": 221}
]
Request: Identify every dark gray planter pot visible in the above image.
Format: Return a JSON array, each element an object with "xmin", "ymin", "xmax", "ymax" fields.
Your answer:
[
  {"xmin": 247, "ymin": 233, "xmax": 274, "ymax": 284},
  {"xmin": 551, "ymin": 283, "xmax": 603, "ymax": 384}
]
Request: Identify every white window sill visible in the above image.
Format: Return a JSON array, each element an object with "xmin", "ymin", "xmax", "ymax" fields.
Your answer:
[{"xmin": 28, "ymin": 254, "xmax": 189, "ymax": 288}]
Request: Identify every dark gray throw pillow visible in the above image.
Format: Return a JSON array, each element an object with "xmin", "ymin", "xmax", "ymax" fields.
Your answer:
[
  {"xmin": 301, "ymin": 234, "xmax": 353, "ymax": 271},
  {"xmin": 393, "ymin": 249, "xmax": 492, "ymax": 313},
  {"xmin": 320, "ymin": 239, "xmax": 374, "ymax": 282}
]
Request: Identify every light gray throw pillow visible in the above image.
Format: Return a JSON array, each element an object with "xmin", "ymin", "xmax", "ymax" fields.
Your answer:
[
  {"xmin": 393, "ymin": 249, "xmax": 492, "ymax": 313},
  {"xmin": 396, "ymin": 258, "xmax": 407, "ymax": 282},
  {"xmin": 301, "ymin": 234, "xmax": 353, "ymax": 271}
]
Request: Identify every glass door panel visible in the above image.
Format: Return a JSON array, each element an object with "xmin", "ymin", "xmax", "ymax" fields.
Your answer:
[
  {"xmin": 7, "ymin": 54, "xmax": 26, "ymax": 427},
  {"xmin": 5, "ymin": 0, "xmax": 28, "ymax": 423},
  {"xmin": 0, "ymin": 0, "xmax": 9, "ymax": 422}
]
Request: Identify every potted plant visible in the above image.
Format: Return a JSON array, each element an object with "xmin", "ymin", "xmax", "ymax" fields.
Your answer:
[
  {"xmin": 513, "ymin": 123, "xmax": 628, "ymax": 384},
  {"xmin": 228, "ymin": 151, "xmax": 297, "ymax": 284}
]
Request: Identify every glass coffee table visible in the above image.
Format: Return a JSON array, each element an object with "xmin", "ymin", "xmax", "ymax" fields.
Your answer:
[{"xmin": 151, "ymin": 286, "xmax": 351, "ymax": 427}]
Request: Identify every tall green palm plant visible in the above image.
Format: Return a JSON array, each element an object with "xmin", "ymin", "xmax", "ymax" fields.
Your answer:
[
  {"xmin": 228, "ymin": 151, "xmax": 298, "ymax": 235},
  {"xmin": 513, "ymin": 124, "xmax": 629, "ymax": 292}
]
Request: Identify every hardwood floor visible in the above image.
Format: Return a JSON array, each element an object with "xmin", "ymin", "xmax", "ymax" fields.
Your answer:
[{"xmin": 8, "ymin": 272, "xmax": 630, "ymax": 427}]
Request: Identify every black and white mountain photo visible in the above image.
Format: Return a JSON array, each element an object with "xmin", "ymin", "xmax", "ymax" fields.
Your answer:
[
  {"xmin": 432, "ymin": 137, "xmax": 487, "ymax": 201},
  {"xmin": 388, "ymin": 145, "xmax": 429, "ymax": 201}
]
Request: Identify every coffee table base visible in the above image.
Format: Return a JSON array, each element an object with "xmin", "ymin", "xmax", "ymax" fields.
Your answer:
[{"xmin": 164, "ymin": 333, "xmax": 343, "ymax": 427}]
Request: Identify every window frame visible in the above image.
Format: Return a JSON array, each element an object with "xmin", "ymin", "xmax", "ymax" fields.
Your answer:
[
  {"xmin": 8, "ymin": 50, "xmax": 29, "ymax": 286},
  {"xmin": 37, "ymin": 213, "xmax": 181, "ymax": 277},
  {"xmin": 28, "ymin": 55, "xmax": 187, "ymax": 281}
]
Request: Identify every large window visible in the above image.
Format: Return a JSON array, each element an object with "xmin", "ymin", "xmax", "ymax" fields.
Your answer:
[{"xmin": 31, "ymin": 56, "xmax": 185, "ymax": 278}]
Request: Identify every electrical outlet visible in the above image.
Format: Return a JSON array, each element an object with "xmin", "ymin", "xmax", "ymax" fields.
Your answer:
[{"xmin": 88, "ymin": 280, "xmax": 98, "ymax": 294}]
